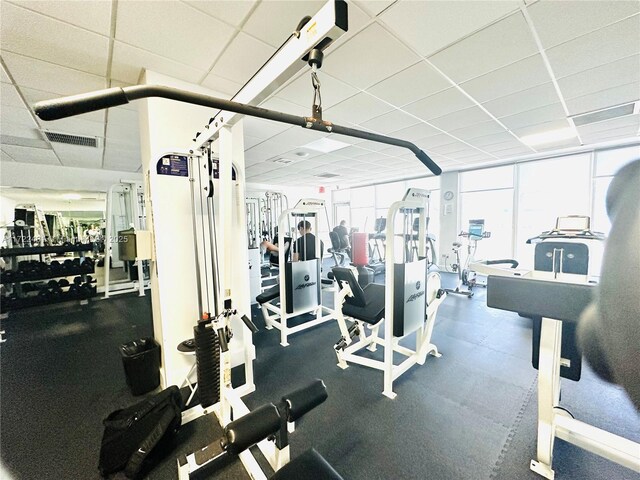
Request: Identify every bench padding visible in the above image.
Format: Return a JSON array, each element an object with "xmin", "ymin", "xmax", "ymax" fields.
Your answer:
[
  {"xmin": 270, "ymin": 448, "xmax": 344, "ymax": 480},
  {"xmin": 256, "ymin": 284, "xmax": 280, "ymax": 304}
]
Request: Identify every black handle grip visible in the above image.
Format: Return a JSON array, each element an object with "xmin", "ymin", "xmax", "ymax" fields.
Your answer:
[
  {"xmin": 34, "ymin": 87, "xmax": 130, "ymax": 121},
  {"xmin": 415, "ymin": 150, "xmax": 442, "ymax": 176},
  {"xmin": 217, "ymin": 328, "xmax": 229, "ymax": 352},
  {"xmin": 241, "ymin": 314, "xmax": 259, "ymax": 334},
  {"xmin": 222, "ymin": 403, "xmax": 281, "ymax": 455},
  {"xmin": 282, "ymin": 379, "xmax": 328, "ymax": 422}
]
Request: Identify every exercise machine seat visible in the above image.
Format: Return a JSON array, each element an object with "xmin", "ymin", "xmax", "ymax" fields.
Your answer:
[
  {"xmin": 333, "ymin": 267, "xmax": 385, "ymax": 324},
  {"xmin": 257, "ymin": 284, "xmax": 280, "ymax": 304},
  {"xmin": 270, "ymin": 448, "xmax": 344, "ymax": 480}
]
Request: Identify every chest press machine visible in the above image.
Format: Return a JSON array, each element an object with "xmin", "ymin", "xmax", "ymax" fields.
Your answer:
[
  {"xmin": 257, "ymin": 198, "xmax": 337, "ymax": 346},
  {"xmin": 333, "ymin": 189, "xmax": 447, "ymax": 399},
  {"xmin": 34, "ymin": 0, "xmax": 442, "ymax": 475}
]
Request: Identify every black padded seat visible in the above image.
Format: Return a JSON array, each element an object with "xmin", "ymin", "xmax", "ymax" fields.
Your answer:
[
  {"xmin": 333, "ymin": 267, "xmax": 385, "ymax": 325},
  {"xmin": 321, "ymin": 278, "xmax": 333, "ymax": 286},
  {"xmin": 256, "ymin": 284, "xmax": 280, "ymax": 305},
  {"xmin": 270, "ymin": 448, "xmax": 344, "ymax": 480}
]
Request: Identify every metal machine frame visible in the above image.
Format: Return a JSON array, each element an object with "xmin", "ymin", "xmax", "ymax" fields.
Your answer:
[
  {"xmin": 261, "ymin": 198, "xmax": 336, "ymax": 347},
  {"xmin": 480, "ymin": 264, "xmax": 640, "ymax": 480},
  {"xmin": 334, "ymin": 189, "xmax": 446, "ymax": 399},
  {"xmin": 103, "ymin": 180, "xmax": 149, "ymax": 298}
]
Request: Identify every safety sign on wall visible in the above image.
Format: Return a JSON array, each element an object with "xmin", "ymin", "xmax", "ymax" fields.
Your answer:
[{"xmin": 156, "ymin": 155, "xmax": 188, "ymax": 177}]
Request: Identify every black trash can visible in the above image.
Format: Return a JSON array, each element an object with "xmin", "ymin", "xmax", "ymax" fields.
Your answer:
[{"xmin": 120, "ymin": 338, "xmax": 161, "ymax": 395}]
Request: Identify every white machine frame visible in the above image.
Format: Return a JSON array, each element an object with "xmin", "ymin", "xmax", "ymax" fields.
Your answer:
[
  {"xmin": 334, "ymin": 189, "xmax": 446, "ymax": 399},
  {"xmin": 103, "ymin": 180, "xmax": 150, "ymax": 298},
  {"xmin": 477, "ymin": 264, "xmax": 640, "ymax": 480},
  {"xmin": 261, "ymin": 198, "xmax": 336, "ymax": 347}
]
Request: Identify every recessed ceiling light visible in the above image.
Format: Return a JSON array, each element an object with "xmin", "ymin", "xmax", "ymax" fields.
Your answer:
[
  {"xmin": 519, "ymin": 127, "xmax": 577, "ymax": 147},
  {"xmin": 62, "ymin": 193, "xmax": 81, "ymax": 200},
  {"xmin": 302, "ymin": 137, "xmax": 350, "ymax": 153}
]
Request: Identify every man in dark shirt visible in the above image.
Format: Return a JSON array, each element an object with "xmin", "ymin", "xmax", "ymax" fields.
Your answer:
[{"xmin": 293, "ymin": 220, "xmax": 323, "ymax": 261}]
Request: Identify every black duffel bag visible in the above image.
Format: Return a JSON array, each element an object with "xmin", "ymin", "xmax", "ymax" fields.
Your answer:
[{"xmin": 98, "ymin": 385, "xmax": 183, "ymax": 478}]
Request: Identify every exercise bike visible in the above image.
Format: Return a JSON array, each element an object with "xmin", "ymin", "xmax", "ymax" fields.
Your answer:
[{"xmin": 444, "ymin": 219, "xmax": 489, "ymax": 298}]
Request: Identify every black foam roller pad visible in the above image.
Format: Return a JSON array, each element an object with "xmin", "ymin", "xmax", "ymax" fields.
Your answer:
[
  {"xmin": 222, "ymin": 403, "xmax": 281, "ymax": 456},
  {"xmin": 282, "ymin": 379, "xmax": 328, "ymax": 422}
]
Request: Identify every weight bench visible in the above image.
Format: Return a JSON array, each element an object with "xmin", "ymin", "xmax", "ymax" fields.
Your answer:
[
  {"xmin": 332, "ymin": 265, "xmax": 446, "ymax": 398},
  {"xmin": 178, "ymin": 380, "xmax": 343, "ymax": 479}
]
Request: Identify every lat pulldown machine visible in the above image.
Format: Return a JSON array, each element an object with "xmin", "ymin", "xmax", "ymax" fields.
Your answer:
[{"xmin": 33, "ymin": 0, "xmax": 442, "ymax": 476}]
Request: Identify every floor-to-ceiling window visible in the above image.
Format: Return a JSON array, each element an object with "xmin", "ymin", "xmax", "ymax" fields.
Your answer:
[
  {"xmin": 460, "ymin": 165, "xmax": 514, "ymax": 263},
  {"xmin": 515, "ymin": 153, "xmax": 592, "ymax": 268}
]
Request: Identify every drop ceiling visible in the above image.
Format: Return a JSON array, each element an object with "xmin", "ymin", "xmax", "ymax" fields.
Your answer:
[{"xmin": 1, "ymin": 0, "xmax": 639, "ymax": 189}]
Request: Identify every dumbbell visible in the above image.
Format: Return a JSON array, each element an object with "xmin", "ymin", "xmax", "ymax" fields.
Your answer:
[
  {"xmin": 63, "ymin": 259, "xmax": 73, "ymax": 273},
  {"xmin": 72, "ymin": 258, "xmax": 81, "ymax": 268},
  {"xmin": 68, "ymin": 284, "xmax": 80, "ymax": 298},
  {"xmin": 73, "ymin": 276, "xmax": 83, "ymax": 286},
  {"xmin": 50, "ymin": 261, "xmax": 62, "ymax": 274},
  {"xmin": 38, "ymin": 288, "xmax": 52, "ymax": 301},
  {"xmin": 58, "ymin": 279, "xmax": 70, "ymax": 288},
  {"xmin": 47, "ymin": 279, "xmax": 59, "ymax": 289}
]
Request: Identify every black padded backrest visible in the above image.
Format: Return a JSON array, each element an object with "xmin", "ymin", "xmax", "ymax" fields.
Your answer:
[
  {"xmin": 269, "ymin": 236, "xmax": 292, "ymax": 265},
  {"xmin": 332, "ymin": 267, "xmax": 367, "ymax": 307}
]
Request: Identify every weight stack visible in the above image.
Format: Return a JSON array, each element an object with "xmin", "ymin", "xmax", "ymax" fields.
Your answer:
[{"xmin": 193, "ymin": 323, "xmax": 220, "ymax": 408}]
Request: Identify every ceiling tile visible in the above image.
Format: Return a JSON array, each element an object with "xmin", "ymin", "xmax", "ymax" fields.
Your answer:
[
  {"xmin": 499, "ymin": 103, "xmax": 566, "ymax": 130},
  {"xmin": 460, "ymin": 54, "xmax": 551, "ymax": 103},
  {"xmin": 389, "ymin": 122, "xmax": 441, "ymax": 142},
  {"xmin": 184, "ymin": 0, "xmax": 256, "ymax": 27},
  {"xmin": 1, "ymin": 3, "xmax": 109, "ymax": 76},
  {"xmin": 491, "ymin": 146, "xmax": 533, "ymax": 158},
  {"xmin": 403, "ymin": 88, "xmax": 475, "ymax": 121},
  {"xmin": 103, "ymin": 139, "xmax": 141, "ymax": 171},
  {"xmin": 243, "ymin": 116, "xmax": 290, "ymax": 139},
  {"xmin": 209, "ymin": 33, "xmax": 275, "ymax": 87},
  {"xmin": 559, "ymin": 55, "xmax": 640, "ymax": 99},
  {"xmin": 582, "ymin": 127, "xmax": 639, "ymax": 145},
  {"xmin": 428, "ymin": 106, "xmax": 495, "ymax": 132},
  {"xmin": 243, "ymin": 1, "xmax": 326, "ymax": 47},
  {"xmin": 546, "ymin": 16, "xmax": 640, "ymax": 78},
  {"xmin": 419, "ymin": 134, "xmax": 462, "ymax": 149},
  {"xmin": 1, "ymin": 145, "xmax": 59, "ymax": 165},
  {"xmin": 468, "ymin": 132, "xmax": 521, "ymax": 148},
  {"xmin": 276, "ymin": 72, "xmax": 358, "ymax": 109},
  {"xmin": 566, "ymin": 83, "xmax": 640, "ymax": 117},
  {"xmin": 1, "ymin": 105, "xmax": 38, "ymax": 127},
  {"xmin": 322, "ymin": 23, "xmax": 420, "ymax": 89},
  {"xmin": 259, "ymin": 96, "xmax": 308, "ymax": 117},
  {"xmin": 380, "ymin": 0, "xmax": 519, "ymax": 57},
  {"xmin": 1, "ymin": 64, "xmax": 11, "ymax": 84},
  {"xmin": 106, "ymin": 114, "xmax": 140, "ymax": 146},
  {"xmin": 2, "ymin": 52, "xmax": 106, "ymax": 97},
  {"xmin": 353, "ymin": 0, "xmax": 393, "ymax": 17},
  {"xmin": 0, "ymin": 123, "xmax": 43, "ymax": 140},
  {"xmin": 429, "ymin": 12, "xmax": 538, "ymax": 83},
  {"xmin": 38, "ymin": 116, "xmax": 105, "ymax": 138},
  {"xmin": 359, "ymin": 109, "xmax": 418, "ymax": 134},
  {"xmin": 20, "ymin": 87, "xmax": 106, "ymax": 123},
  {"xmin": 367, "ymin": 61, "xmax": 451, "ymax": 107},
  {"xmin": 116, "ymin": 1, "xmax": 235, "ymax": 69},
  {"xmin": 1, "ymin": 83, "xmax": 26, "ymax": 108},
  {"xmin": 481, "ymin": 139, "xmax": 531, "ymax": 153},
  {"xmin": 9, "ymin": 0, "xmax": 112, "ymax": 35},
  {"xmin": 482, "ymin": 83, "xmax": 561, "ymax": 118},
  {"xmin": 449, "ymin": 121, "xmax": 507, "ymax": 141},
  {"xmin": 200, "ymin": 73, "xmax": 244, "ymax": 97},
  {"xmin": 511, "ymin": 118, "xmax": 571, "ymax": 137},
  {"xmin": 325, "ymin": 92, "xmax": 393, "ymax": 125},
  {"xmin": 111, "ymin": 42, "xmax": 207, "ymax": 85},
  {"xmin": 527, "ymin": 0, "xmax": 639, "ymax": 49},
  {"xmin": 266, "ymin": 126, "xmax": 328, "ymax": 149},
  {"xmin": 1, "ymin": 149, "xmax": 16, "ymax": 162},
  {"xmin": 429, "ymin": 141, "xmax": 474, "ymax": 155},
  {"xmin": 51, "ymin": 143, "xmax": 104, "ymax": 168}
]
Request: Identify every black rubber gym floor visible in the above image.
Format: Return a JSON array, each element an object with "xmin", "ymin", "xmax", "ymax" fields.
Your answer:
[{"xmin": 1, "ymin": 272, "xmax": 638, "ymax": 480}]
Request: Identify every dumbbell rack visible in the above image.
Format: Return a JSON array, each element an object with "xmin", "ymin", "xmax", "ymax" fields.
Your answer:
[{"xmin": 0, "ymin": 243, "xmax": 97, "ymax": 316}]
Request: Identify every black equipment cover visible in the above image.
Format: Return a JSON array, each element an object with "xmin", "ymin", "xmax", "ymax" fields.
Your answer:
[{"xmin": 98, "ymin": 386, "xmax": 183, "ymax": 478}]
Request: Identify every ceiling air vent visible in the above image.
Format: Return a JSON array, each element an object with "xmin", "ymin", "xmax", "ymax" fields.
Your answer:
[
  {"xmin": 572, "ymin": 102, "xmax": 637, "ymax": 127},
  {"xmin": 314, "ymin": 173, "xmax": 339, "ymax": 178},
  {"xmin": 44, "ymin": 131, "xmax": 99, "ymax": 147}
]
